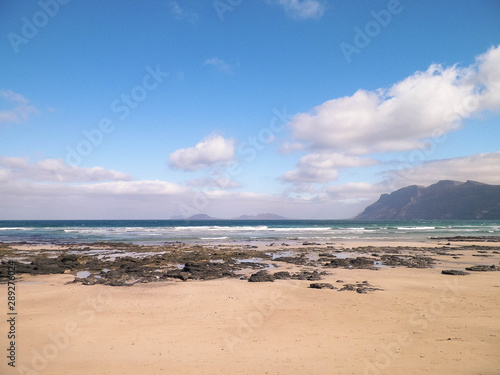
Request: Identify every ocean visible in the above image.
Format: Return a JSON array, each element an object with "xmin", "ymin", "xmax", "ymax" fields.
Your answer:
[{"xmin": 1, "ymin": 219, "xmax": 499, "ymax": 245}]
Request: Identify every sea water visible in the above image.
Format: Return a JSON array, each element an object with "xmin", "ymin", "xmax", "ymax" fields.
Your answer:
[{"xmin": 0, "ymin": 219, "xmax": 499, "ymax": 245}]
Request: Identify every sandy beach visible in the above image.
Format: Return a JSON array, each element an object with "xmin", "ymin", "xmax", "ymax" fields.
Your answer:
[{"xmin": 1, "ymin": 240, "xmax": 500, "ymax": 375}]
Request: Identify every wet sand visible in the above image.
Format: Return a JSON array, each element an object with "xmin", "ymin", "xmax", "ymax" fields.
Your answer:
[{"xmin": 1, "ymin": 240, "xmax": 500, "ymax": 374}]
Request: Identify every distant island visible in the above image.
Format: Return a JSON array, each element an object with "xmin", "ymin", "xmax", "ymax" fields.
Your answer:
[
  {"xmin": 170, "ymin": 213, "xmax": 288, "ymax": 220},
  {"xmin": 185, "ymin": 214, "xmax": 218, "ymax": 220},
  {"xmin": 355, "ymin": 180, "xmax": 500, "ymax": 220}
]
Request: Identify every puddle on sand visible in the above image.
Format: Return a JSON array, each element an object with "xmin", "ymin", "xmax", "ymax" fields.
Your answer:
[
  {"xmin": 237, "ymin": 257, "xmax": 263, "ymax": 263},
  {"xmin": 76, "ymin": 271, "xmax": 91, "ymax": 278},
  {"xmin": 374, "ymin": 261, "xmax": 389, "ymax": 268},
  {"xmin": 269, "ymin": 251, "xmax": 296, "ymax": 259}
]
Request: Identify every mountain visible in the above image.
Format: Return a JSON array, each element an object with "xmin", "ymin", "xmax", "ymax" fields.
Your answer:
[
  {"xmin": 234, "ymin": 213, "xmax": 288, "ymax": 220},
  {"xmin": 355, "ymin": 180, "xmax": 500, "ymax": 220},
  {"xmin": 185, "ymin": 214, "xmax": 219, "ymax": 220}
]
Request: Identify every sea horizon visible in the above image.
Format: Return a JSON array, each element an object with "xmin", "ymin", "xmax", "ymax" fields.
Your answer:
[{"xmin": 1, "ymin": 219, "xmax": 499, "ymax": 246}]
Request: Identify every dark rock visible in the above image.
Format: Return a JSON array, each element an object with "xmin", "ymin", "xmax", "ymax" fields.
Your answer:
[
  {"xmin": 324, "ymin": 257, "xmax": 376, "ymax": 269},
  {"xmin": 273, "ymin": 271, "xmax": 291, "ymax": 280},
  {"xmin": 164, "ymin": 270, "xmax": 190, "ymax": 281},
  {"xmin": 339, "ymin": 284, "xmax": 356, "ymax": 291},
  {"xmin": 441, "ymin": 270, "xmax": 470, "ymax": 276},
  {"xmin": 339, "ymin": 281, "xmax": 383, "ymax": 293},
  {"xmin": 292, "ymin": 270, "xmax": 322, "ymax": 281},
  {"xmin": 273, "ymin": 256, "xmax": 309, "ymax": 266},
  {"xmin": 181, "ymin": 262, "xmax": 236, "ymax": 280},
  {"xmin": 465, "ymin": 265, "xmax": 500, "ymax": 272},
  {"xmin": 248, "ymin": 270, "xmax": 275, "ymax": 282},
  {"xmin": 434, "ymin": 236, "xmax": 500, "ymax": 242},
  {"xmin": 309, "ymin": 283, "xmax": 335, "ymax": 289},
  {"xmin": 58, "ymin": 254, "xmax": 78, "ymax": 263},
  {"xmin": 380, "ymin": 255, "xmax": 435, "ymax": 268}
]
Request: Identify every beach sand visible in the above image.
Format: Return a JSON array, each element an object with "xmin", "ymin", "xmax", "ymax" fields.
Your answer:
[{"xmin": 1, "ymin": 242, "xmax": 500, "ymax": 374}]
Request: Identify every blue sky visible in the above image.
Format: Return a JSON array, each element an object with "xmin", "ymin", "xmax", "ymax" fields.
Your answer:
[{"xmin": 1, "ymin": 0, "xmax": 500, "ymax": 219}]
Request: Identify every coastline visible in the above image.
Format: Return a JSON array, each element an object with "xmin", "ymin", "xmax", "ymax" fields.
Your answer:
[{"xmin": 1, "ymin": 239, "xmax": 500, "ymax": 374}]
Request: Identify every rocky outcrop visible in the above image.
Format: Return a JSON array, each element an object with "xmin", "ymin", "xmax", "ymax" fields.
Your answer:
[
  {"xmin": 441, "ymin": 270, "xmax": 471, "ymax": 275},
  {"xmin": 355, "ymin": 180, "xmax": 500, "ymax": 220},
  {"xmin": 309, "ymin": 283, "xmax": 336, "ymax": 289},
  {"xmin": 248, "ymin": 270, "xmax": 275, "ymax": 282},
  {"xmin": 465, "ymin": 265, "xmax": 500, "ymax": 272}
]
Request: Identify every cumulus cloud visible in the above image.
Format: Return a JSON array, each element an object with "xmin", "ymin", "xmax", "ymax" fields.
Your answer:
[
  {"xmin": 288, "ymin": 45, "xmax": 500, "ymax": 155},
  {"xmin": 268, "ymin": 0, "xmax": 326, "ymax": 19},
  {"xmin": 169, "ymin": 134, "xmax": 235, "ymax": 171},
  {"xmin": 204, "ymin": 57, "xmax": 232, "ymax": 74},
  {"xmin": 282, "ymin": 152, "xmax": 378, "ymax": 183},
  {"xmin": 0, "ymin": 157, "xmax": 132, "ymax": 183},
  {"xmin": 279, "ymin": 141, "xmax": 306, "ymax": 154},
  {"xmin": 384, "ymin": 151, "xmax": 500, "ymax": 188},
  {"xmin": 0, "ymin": 90, "xmax": 39, "ymax": 124}
]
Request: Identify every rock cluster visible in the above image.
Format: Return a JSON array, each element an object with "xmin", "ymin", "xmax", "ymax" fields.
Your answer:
[
  {"xmin": 248, "ymin": 270, "xmax": 325, "ymax": 282},
  {"xmin": 465, "ymin": 265, "xmax": 500, "ymax": 272},
  {"xmin": 441, "ymin": 270, "xmax": 470, "ymax": 276},
  {"xmin": 380, "ymin": 255, "xmax": 436, "ymax": 268},
  {"xmin": 339, "ymin": 281, "xmax": 383, "ymax": 294},
  {"xmin": 323, "ymin": 256, "xmax": 376, "ymax": 269},
  {"xmin": 309, "ymin": 283, "xmax": 336, "ymax": 289}
]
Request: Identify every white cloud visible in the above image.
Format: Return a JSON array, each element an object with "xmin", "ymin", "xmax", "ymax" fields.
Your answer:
[
  {"xmin": 169, "ymin": 134, "xmax": 235, "ymax": 171},
  {"xmin": 288, "ymin": 45, "xmax": 500, "ymax": 155},
  {"xmin": 83, "ymin": 180, "xmax": 188, "ymax": 195},
  {"xmin": 476, "ymin": 45, "xmax": 500, "ymax": 111},
  {"xmin": 287, "ymin": 183, "xmax": 317, "ymax": 194},
  {"xmin": 0, "ymin": 157, "xmax": 132, "ymax": 183},
  {"xmin": 282, "ymin": 152, "xmax": 378, "ymax": 183},
  {"xmin": 282, "ymin": 164, "xmax": 338, "ymax": 184},
  {"xmin": 0, "ymin": 90, "xmax": 39, "ymax": 124},
  {"xmin": 268, "ymin": 0, "xmax": 325, "ymax": 19},
  {"xmin": 187, "ymin": 175, "xmax": 242, "ymax": 190},
  {"xmin": 384, "ymin": 151, "xmax": 500, "ymax": 188},
  {"xmin": 169, "ymin": 1, "xmax": 198, "ymax": 23},
  {"xmin": 279, "ymin": 141, "xmax": 306, "ymax": 154},
  {"xmin": 322, "ymin": 182, "xmax": 387, "ymax": 202},
  {"xmin": 0, "ymin": 173, "xmax": 356, "ymax": 220},
  {"xmin": 204, "ymin": 57, "xmax": 232, "ymax": 73}
]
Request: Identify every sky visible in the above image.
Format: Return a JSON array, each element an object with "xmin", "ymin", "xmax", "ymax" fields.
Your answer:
[{"xmin": 1, "ymin": 0, "xmax": 500, "ymax": 220}]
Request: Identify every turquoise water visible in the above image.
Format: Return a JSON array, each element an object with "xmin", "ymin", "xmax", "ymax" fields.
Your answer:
[{"xmin": 0, "ymin": 220, "xmax": 499, "ymax": 245}]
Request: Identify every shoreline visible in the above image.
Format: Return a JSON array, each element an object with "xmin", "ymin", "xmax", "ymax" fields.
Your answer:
[
  {"xmin": 1, "ymin": 239, "xmax": 499, "ymax": 374},
  {"xmin": 3, "ymin": 234, "xmax": 500, "ymax": 251},
  {"xmin": 2, "ymin": 238, "xmax": 500, "ymax": 286}
]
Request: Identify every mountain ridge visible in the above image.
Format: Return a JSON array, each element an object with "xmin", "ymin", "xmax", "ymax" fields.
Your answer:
[{"xmin": 355, "ymin": 180, "xmax": 500, "ymax": 220}]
